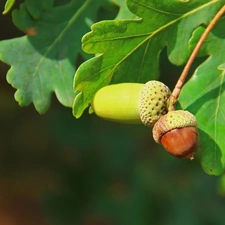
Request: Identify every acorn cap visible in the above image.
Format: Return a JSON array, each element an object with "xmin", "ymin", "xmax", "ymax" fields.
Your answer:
[
  {"xmin": 139, "ymin": 81, "xmax": 171, "ymax": 127},
  {"xmin": 152, "ymin": 110, "xmax": 198, "ymax": 143}
]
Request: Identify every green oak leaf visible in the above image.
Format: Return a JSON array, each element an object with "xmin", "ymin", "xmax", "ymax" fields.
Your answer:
[
  {"xmin": 0, "ymin": 0, "xmax": 109, "ymax": 114},
  {"xmin": 73, "ymin": 0, "xmax": 225, "ymax": 118},
  {"xmin": 179, "ymin": 17, "xmax": 225, "ymax": 175}
]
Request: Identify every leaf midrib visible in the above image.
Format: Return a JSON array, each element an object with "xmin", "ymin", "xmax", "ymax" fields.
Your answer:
[{"xmin": 32, "ymin": 0, "xmax": 92, "ymax": 79}]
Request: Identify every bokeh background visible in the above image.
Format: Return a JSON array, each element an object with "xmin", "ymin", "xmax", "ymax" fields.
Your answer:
[{"xmin": 0, "ymin": 1, "xmax": 225, "ymax": 225}]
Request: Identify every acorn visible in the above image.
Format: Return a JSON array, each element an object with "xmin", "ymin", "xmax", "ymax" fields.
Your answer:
[
  {"xmin": 152, "ymin": 110, "xmax": 198, "ymax": 160},
  {"xmin": 91, "ymin": 81, "xmax": 171, "ymax": 125}
]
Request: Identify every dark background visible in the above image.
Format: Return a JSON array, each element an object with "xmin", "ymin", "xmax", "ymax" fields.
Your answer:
[{"xmin": 0, "ymin": 1, "xmax": 225, "ymax": 225}]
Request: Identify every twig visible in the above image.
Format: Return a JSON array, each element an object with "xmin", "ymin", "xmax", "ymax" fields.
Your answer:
[{"xmin": 168, "ymin": 4, "xmax": 225, "ymax": 111}]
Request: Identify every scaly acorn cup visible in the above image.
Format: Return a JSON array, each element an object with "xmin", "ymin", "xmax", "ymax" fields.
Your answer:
[
  {"xmin": 91, "ymin": 81, "xmax": 171, "ymax": 125},
  {"xmin": 152, "ymin": 110, "xmax": 198, "ymax": 160},
  {"xmin": 139, "ymin": 80, "xmax": 171, "ymax": 126}
]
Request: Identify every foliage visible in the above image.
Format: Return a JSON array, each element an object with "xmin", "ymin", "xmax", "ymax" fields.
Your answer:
[
  {"xmin": 0, "ymin": 0, "xmax": 225, "ymax": 176},
  {"xmin": 179, "ymin": 18, "xmax": 225, "ymax": 175},
  {"xmin": 0, "ymin": 0, "xmax": 109, "ymax": 113}
]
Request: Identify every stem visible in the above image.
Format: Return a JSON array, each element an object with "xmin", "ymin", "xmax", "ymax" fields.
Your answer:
[{"xmin": 168, "ymin": 4, "xmax": 225, "ymax": 111}]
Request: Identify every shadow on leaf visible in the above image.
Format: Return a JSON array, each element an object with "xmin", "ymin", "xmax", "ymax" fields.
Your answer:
[
  {"xmin": 185, "ymin": 79, "xmax": 225, "ymax": 115},
  {"xmin": 199, "ymin": 128, "xmax": 224, "ymax": 176}
]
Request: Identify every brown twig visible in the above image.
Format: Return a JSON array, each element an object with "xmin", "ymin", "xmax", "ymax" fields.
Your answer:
[{"xmin": 168, "ymin": 4, "xmax": 225, "ymax": 111}]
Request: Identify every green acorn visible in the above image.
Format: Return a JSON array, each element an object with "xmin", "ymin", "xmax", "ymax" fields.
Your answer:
[{"xmin": 91, "ymin": 81, "xmax": 171, "ymax": 126}]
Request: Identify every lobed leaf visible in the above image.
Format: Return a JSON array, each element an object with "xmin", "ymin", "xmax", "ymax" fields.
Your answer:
[
  {"xmin": 179, "ymin": 18, "xmax": 225, "ymax": 175},
  {"xmin": 0, "ymin": 0, "xmax": 108, "ymax": 113},
  {"xmin": 73, "ymin": 0, "xmax": 225, "ymax": 118}
]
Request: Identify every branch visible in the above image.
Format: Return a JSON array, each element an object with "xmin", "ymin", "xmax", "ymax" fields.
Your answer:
[{"xmin": 168, "ymin": 4, "xmax": 225, "ymax": 111}]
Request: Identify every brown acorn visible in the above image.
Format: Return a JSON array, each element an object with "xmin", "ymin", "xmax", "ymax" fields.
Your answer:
[{"xmin": 152, "ymin": 110, "xmax": 198, "ymax": 160}]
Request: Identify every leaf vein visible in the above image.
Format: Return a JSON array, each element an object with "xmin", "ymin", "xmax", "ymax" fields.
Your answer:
[{"xmin": 132, "ymin": 0, "xmax": 183, "ymax": 16}]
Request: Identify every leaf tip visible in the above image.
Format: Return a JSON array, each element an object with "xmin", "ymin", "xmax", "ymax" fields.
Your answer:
[{"xmin": 2, "ymin": 0, "xmax": 15, "ymax": 15}]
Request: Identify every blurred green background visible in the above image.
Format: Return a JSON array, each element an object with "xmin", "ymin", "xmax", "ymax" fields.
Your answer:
[{"xmin": 0, "ymin": 1, "xmax": 225, "ymax": 225}]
